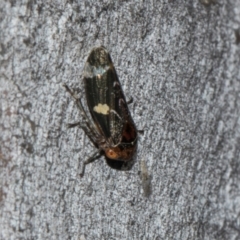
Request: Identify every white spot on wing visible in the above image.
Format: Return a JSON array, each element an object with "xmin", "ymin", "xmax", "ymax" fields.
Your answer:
[
  {"xmin": 93, "ymin": 103, "xmax": 110, "ymax": 115},
  {"xmin": 83, "ymin": 62, "xmax": 110, "ymax": 78}
]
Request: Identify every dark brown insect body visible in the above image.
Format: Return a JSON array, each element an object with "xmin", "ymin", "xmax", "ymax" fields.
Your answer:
[{"xmin": 64, "ymin": 46, "xmax": 138, "ymax": 176}]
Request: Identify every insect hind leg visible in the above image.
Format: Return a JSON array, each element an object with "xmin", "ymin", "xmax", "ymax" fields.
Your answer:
[
  {"xmin": 126, "ymin": 96, "xmax": 133, "ymax": 105},
  {"xmin": 80, "ymin": 151, "xmax": 102, "ymax": 177}
]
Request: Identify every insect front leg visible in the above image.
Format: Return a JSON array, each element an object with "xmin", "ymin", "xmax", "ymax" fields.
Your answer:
[
  {"xmin": 63, "ymin": 83, "xmax": 79, "ymax": 101},
  {"xmin": 63, "ymin": 84, "xmax": 99, "ymax": 138}
]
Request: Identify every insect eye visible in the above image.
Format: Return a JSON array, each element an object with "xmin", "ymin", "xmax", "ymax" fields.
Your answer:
[{"xmin": 105, "ymin": 148, "xmax": 119, "ymax": 160}]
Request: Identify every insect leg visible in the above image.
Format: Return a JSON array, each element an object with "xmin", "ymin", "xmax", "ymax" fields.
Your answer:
[
  {"xmin": 66, "ymin": 121, "xmax": 98, "ymax": 147},
  {"xmin": 126, "ymin": 96, "xmax": 133, "ymax": 105},
  {"xmin": 80, "ymin": 151, "xmax": 102, "ymax": 177},
  {"xmin": 137, "ymin": 129, "xmax": 144, "ymax": 134},
  {"xmin": 64, "ymin": 84, "xmax": 92, "ymax": 123},
  {"xmin": 63, "ymin": 84, "xmax": 100, "ymax": 138},
  {"xmin": 67, "ymin": 122, "xmax": 81, "ymax": 128}
]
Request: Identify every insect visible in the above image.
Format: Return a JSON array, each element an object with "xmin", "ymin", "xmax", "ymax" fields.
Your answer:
[{"xmin": 64, "ymin": 46, "xmax": 138, "ymax": 177}]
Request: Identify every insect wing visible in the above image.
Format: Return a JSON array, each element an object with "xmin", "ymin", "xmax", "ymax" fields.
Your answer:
[{"xmin": 83, "ymin": 47, "xmax": 127, "ymax": 145}]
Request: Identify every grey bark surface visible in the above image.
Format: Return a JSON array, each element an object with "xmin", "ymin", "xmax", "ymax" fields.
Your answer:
[{"xmin": 1, "ymin": 0, "xmax": 240, "ymax": 239}]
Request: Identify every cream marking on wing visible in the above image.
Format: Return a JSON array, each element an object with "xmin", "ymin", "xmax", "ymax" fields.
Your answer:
[{"xmin": 93, "ymin": 103, "xmax": 110, "ymax": 115}]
